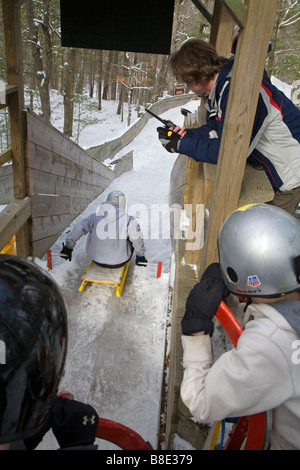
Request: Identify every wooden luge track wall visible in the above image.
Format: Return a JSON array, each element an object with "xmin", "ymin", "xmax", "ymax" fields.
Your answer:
[{"xmin": 24, "ymin": 111, "xmax": 115, "ymax": 258}]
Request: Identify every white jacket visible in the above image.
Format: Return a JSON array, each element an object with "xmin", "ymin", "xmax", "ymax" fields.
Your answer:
[
  {"xmin": 181, "ymin": 298, "xmax": 300, "ymax": 450},
  {"xmin": 65, "ymin": 202, "xmax": 146, "ymax": 267}
]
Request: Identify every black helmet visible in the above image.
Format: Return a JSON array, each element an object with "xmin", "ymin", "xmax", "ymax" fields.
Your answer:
[{"xmin": 0, "ymin": 255, "xmax": 68, "ymax": 444}]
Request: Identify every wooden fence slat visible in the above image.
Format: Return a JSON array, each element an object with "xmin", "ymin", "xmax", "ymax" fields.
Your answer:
[
  {"xmin": 28, "ymin": 169, "xmax": 105, "ymax": 199},
  {"xmin": 0, "ymin": 148, "xmax": 12, "ymax": 166},
  {"xmin": 27, "ymin": 141, "xmax": 112, "ymax": 188},
  {"xmin": 0, "ymin": 197, "xmax": 30, "ymax": 251},
  {"xmin": 32, "ymin": 234, "xmax": 67, "ymax": 259},
  {"xmin": 27, "ymin": 112, "xmax": 114, "ymax": 181},
  {"xmin": 31, "ymin": 213, "xmax": 75, "ymax": 242},
  {"xmin": 30, "ymin": 194, "xmax": 90, "ymax": 218}
]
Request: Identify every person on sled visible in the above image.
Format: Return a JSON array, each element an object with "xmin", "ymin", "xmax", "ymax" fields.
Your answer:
[
  {"xmin": 60, "ymin": 190, "xmax": 147, "ymax": 267},
  {"xmin": 180, "ymin": 204, "xmax": 300, "ymax": 450}
]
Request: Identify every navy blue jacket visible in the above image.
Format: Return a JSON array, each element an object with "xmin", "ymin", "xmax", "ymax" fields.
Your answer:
[{"xmin": 179, "ymin": 59, "xmax": 300, "ymax": 192}]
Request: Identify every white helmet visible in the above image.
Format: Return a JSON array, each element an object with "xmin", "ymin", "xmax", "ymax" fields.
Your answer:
[
  {"xmin": 218, "ymin": 204, "xmax": 300, "ymax": 297},
  {"xmin": 106, "ymin": 190, "xmax": 127, "ymax": 210}
]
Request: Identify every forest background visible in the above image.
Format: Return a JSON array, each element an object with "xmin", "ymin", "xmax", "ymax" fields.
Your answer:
[{"xmin": 0, "ymin": 0, "xmax": 299, "ymax": 152}]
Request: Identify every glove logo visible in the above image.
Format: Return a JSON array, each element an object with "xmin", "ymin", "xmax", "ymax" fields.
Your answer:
[
  {"xmin": 82, "ymin": 414, "xmax": 96, "ymax": 426},
  {"xmin": 247, "ymin": 274, "xmax": 261, "ymax": 287}
]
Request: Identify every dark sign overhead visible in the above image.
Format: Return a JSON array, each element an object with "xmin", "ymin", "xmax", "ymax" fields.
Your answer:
[{"xmin": 60, "ymin": 0, "xmax": 175, "ymax": 55}]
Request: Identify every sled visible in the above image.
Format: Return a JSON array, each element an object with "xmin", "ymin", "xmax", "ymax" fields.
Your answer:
[
  {"xmin": 204, "ymin": 301, "xmax": 271, "ymax": 450},
  {"xmin": 78, "ymin": 260, "xmax": 130, "ymax": 296}
]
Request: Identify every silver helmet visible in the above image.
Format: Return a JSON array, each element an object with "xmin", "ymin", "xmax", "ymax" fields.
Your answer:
[
  {"xmin": 106, "ymin": 190, "xmax": 127, "ymax": 210},
  {"xmin": 218, "ymin": 204, "xmax": 300, "ymax": 297}
]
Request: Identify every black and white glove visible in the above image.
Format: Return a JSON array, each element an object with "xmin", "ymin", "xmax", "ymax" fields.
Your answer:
[
  {"xmin": 60, "ymin": 243, "xmax": 73, "ymax": 261},
  {"xmin": 135, "ymin": 255, "xmax": 148, "ymax": 266},
  {"xmin": 181, "ymin": 263, "xmax": 229, "ymax": 336},
  {"xmin": 24, "ymin": 396, "xmax": 99, "ymax": 450},
  {"xmin": 51, "ymin": 397, "xmax": 99, "ymax": 449},
  {"xmin": 157, "ymin": 127, "xmax": 181, "ymax": 153}
]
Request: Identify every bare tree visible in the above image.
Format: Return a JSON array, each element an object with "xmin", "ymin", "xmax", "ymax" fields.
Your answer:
[
  {"xmin": 63, "ymin": 47, "xmax": 75, "ymax": 137},
  {"xmin": 24, "ymin": 0, "xmax": 53, "ymax": 123}
]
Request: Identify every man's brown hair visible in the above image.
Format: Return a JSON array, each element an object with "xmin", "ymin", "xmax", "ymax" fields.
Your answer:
[{"xmin": 169, "ymin": 39, "xmax": 225, "ymax": 84}]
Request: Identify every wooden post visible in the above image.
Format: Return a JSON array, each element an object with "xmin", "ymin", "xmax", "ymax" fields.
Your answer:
[
  {"xmin": 2, "ymin": 0, "xmax": 30, "ymax": 257},
  {"xmin": 199, "ymin": 0, "xmax": 277, "ymax": 274},
  {"xmin": 210, "ymin": 0, "xmax": 237, "ymax": 56}
]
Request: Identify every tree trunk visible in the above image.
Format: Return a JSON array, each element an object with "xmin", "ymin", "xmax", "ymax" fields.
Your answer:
[
  {"xmin": 102, "ymin": 50, "xmax": 114, "ymax": 100},
  {"xmin": 24, "ymin": 0, "xmax": 52, "ymax": 123},
  {"xmin": 267, "ymin": 0, "xmax": 282, "ymax": 77},
  {"xmin": 63, "ymin": 48, "xmax": 76, "ymax": 137},
  {"xmin": 97, "ymin": 49, "xmax": 103, "ymax": 110}
]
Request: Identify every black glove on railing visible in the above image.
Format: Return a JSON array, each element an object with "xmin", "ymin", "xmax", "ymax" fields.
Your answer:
[
  {"xmin": 157, "ymin": 127, "xmax": 181, "ymax": 153},
  {"xmin": 60, "ymin": 243, "xmax": 73, "ymax": 261},
  {"xmin": 181, "ymin": 263, "xmax": 229, "ymax": 336}
]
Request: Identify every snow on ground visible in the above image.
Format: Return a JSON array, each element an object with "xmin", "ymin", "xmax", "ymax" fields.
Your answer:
[{"xmin": 33, "ymin": 97, "xmax": 199, "ymax": 450}]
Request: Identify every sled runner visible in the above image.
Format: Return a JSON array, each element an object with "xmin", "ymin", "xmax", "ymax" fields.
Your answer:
[
  {"xmin": 47, "ymin": 250, "xmax": 162, "ymax": 297},
  {"xmin": 78, "ymin": 260, "xmax": 130, "ymax": 296}
]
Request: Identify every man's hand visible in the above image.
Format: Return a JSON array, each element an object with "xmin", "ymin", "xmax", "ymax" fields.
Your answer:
[
  {"xmin": 157, "ymin": 127, "xmax": 182, "ymax": 153},
  {"xmin": 60, "ymin": 243, "xmax": 73, "ymax": 261},
  {"xmin": 181, "ymin": 263, "xmax": 229, "ymax": 336}
]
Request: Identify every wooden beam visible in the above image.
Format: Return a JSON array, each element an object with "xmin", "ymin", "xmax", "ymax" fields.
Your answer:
[
  {"xmin": 2, "ymin": 0, "xmax": 29, "ymax": 258},
  {"xmin": 190, "ymin": 0, "xmax": 213, "ymax": 24},
  {"xmin": 0, "ymin": 148, "xmax": 12, "ymax": 166},
  {"xmin": 200, "ymin": 0, "xmax": 277, "ymax": 273},
  {"xmin": 219, "ymin": 0, "xmax": 248, "ymax": 29},
  {"xmin": 0, "ymin": 198, "xmax": 31, "ymax": 252},
  {"xmin": 2, "ymin": 0, "xmax": 26, "ymax": 200},
  {"xmin": 210, "ymin": 0, "xmax": 237, "ymax": 56}
]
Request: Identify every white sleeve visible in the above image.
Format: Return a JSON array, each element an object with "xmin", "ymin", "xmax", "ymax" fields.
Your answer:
[
  {"xmin": 65, "ymin": 215, "xmax": 94, "ymax": 249},
  {"xmin": 180, "ymin": 323, "xmax": 293, "ymax": 423}
]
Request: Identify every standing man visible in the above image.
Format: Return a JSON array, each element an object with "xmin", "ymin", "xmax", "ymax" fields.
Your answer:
[{"xmin": 157, "ymin": 39, "xmax": 300, "ymax": 216}]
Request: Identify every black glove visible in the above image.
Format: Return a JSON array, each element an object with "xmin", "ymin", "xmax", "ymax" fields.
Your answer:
[
  {"xmin": 51, "ymin": 396, "xmax": 99, "ymax": 449},
  {"xmin": 157, "ymin": 127, "xmax": 181, "ymax": 153},
  {"xmin": 135, "ymin": 255, "xmax": 148, "ymax": 266},
  {"xmin": 60, "ymin": 242, "xmax": 73, "ymax": 261},
  {"xmin": 181, "ymin": 263, "xmax": 229, "ymax": 336},
  {"xmin": 24, "ymin": 396, "xmax": 98, "ymax": 450}
]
